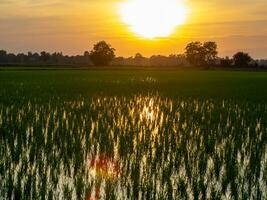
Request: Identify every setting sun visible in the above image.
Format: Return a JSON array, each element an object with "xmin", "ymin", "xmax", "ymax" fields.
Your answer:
[{"xmin": 118, "ymin": 0, "xmax": 188, "ymax": 39}]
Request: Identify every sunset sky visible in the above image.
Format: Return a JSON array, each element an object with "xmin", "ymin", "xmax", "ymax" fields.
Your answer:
[{"xmin": 1, "ymin": 0, "xmax": 267, "ymax": 58}]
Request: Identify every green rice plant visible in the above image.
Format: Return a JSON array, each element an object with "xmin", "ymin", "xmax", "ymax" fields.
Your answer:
[{"xmin": 0, "ymin": 70, "xmax": 267, "ymax": 199}]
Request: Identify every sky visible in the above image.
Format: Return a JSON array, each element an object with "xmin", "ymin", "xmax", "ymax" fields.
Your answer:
[{"xmin": 0, "ymin": 0, "xmax": 267, "ymax": 58}]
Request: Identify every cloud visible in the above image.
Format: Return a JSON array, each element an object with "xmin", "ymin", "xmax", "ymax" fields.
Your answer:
[{"xmin": 0, "ymin": 0, "xmax": 267, "ymax": 57}]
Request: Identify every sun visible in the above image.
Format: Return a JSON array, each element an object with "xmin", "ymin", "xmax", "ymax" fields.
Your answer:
[{"xmin": 118, "ymin": 0, "xmax": 188, "ymax": 39}]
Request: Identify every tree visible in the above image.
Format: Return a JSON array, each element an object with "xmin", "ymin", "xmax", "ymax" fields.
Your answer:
[
  {"xmin": 221, "ymin": 56, "xmax": 232, "ymax": 68},
  {"xmin": 83, "ymin": 51, "xmax": 91, "ymax": 64},
  {"xmin": 89, "ymin": 41, "xmax": 115, "ymax": 66},
  {"xmin": 17, "ymin": 53, "xmax": 26, "ymax": 63},
  {"xmin": 40, "ymin": 51, "xmax": 51, "ymax": 63},
  {"xmin": 203, "ymin": 42, "xmax": 218, "ymax": 65},
  {"xmin": 185, "ymin": 41, "xmax": 218, "ymax": 66},
  {"xmin": 233, "ymin": 52, "xmax": 252, "ymax": 67},
  {"xmin": 51, "ymin": 52, "xmax": 63, "ymax": 63},
  {"xmin": 185, "ymin": 42, "xmax": 205, "ymax": 66},
  {"xmin": 84, "ymin": 51, "xmax": 90, "ymax": 57},
  {"xmin": 134, "ymin": 53, "xmax": 145, "ymax": 65},
  {"xmin": 134, "ymin": 53, "xmax": 143, "ymax": 60},
  {"xmin": 0, "ymin": 50, "xmax": 7, "ymax": 62}
]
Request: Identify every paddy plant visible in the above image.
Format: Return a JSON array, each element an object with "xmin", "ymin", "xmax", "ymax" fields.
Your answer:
[{"xmin": 0, "ymin": 95, "xmax": 266, "ymax": 199}]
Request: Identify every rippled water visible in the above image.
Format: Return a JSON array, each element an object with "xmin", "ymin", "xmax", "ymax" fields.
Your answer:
[{"xmin": 0, "ymin": 95, "xmax": 267, "ymax": 199}]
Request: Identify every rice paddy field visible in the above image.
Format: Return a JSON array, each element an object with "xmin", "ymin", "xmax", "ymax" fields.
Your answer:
[{"xmin": 0, "ymin": 69, "xmax": 267, "ymax": 199}]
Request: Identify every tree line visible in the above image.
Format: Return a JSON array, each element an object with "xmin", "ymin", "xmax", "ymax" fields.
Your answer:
[{"xmin": 0, "ymin": 41, "xmax": 266, "ymax": 68}]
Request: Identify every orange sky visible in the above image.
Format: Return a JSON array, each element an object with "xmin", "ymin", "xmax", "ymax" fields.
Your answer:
[{"xmin": 0, "ymin": 0, "xmax": 267, "ymax": 58}]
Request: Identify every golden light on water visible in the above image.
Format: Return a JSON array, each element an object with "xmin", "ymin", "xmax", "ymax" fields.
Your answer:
[{"xmin": 118, "ymin": 0, "xmax": 188, "ymax": 39}]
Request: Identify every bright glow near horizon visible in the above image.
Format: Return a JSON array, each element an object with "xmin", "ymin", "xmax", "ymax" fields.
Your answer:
[
  {"xmin": 118, "ymin": 0, "xmax": 188, "ymax": 39},
  {"xmin": 1, "ymin": 0, "xmax": 267, "ymax": 57}
]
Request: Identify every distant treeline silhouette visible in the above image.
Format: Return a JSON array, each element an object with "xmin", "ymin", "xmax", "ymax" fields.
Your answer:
[{"xmin": 1, "ymin": 41, "xmax": 267, "ymax": 68}]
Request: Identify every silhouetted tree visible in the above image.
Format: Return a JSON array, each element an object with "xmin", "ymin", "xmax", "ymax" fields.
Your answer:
[
  {"xmin": 112, "ymin": 57, "xmax": 125, "ymax": 66},
  {"xmin": 83, "ymin": 51, "xmax": 90, "ymax": 64},
  {"xmin": 0, "ymin": 50, "xmax": 7, "ymax": 62},
  {"xmin": 221, "ymin": 56, "xmax": 232, "ymax": 68},
  {"xmin": 84, "ymin": 51, "xmax": 90, "ymax": 57},
  {"xmin": 149, "ymin": 54, "xmax": 187, "ymax": 67},
  {"xmin": 7, "ymin": 53, "xmax": 16, "ymax": 63},
  {"xmin": 150, "ymin": 55, "xmax": 168, "ymax": 66},
  {"xmin": 168, "ymin": 54, "xmax": 188, "ymax": 67},
  {"xmin": 17, "ymin": 53, "xmax": 26, "ymax": 63},
  {"xmin": 185, "ymin": 41, "xmax": 218, "ymax": 67},
  {"xmin": 40, "ymin": 51, "xmax": 51, "ymax": 63},
  {"xmin": 134, "ymin": 53, "xmax": 143, "ymax": 61},
  {"xmin": 134, "ymin": 53, "xmax": 148, "ymax": 66},
  {"xmin": 51, "ymin": 52, "xmax": 63, "ymax": 63},
  {"xmin": 32, "ymin": 53, "xmax": 40, "ymax": 63},
  {"xmin": 1, "ymin": 42, "xmax": 266, "ymax": 69},
  {"xmin": 203, "ymin": 42, "xmax": 218, "ymax": 65},
  {"xmin": 185, "ymin": 42, "xmax": 205, "ymax": 66},
  {"xmin": 27, "ymin": 52, "xmax": 33, "ymax": 57},
  {"xmin": 89, "ymin": 41, "xmax": 115, "ymax": 66},
  {"xmin": 233, "ymin": 52, "xmax": 252, "ymax": 67}
]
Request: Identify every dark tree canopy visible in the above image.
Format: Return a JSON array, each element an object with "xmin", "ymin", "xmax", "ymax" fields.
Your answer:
[
  {"xmin": 221, "ymin": 56, "xmax": 233, "ymax": 67},
  {"xmin": 233, "ymin": 52, "xmax": 252, "ymax": 67},
  {"xmin": 203, "ymin": 42, "xmax": 218, "ymax": 64},
  {"xmin": 89, "ymin": 41, "xmax": 115, "ymax": 66},
  {"xmin": 1, "ymin": 42, "xmax": 265, "ymax": 68},
  {"xmin": 0, "ymin": 50, "xmax": 7, "ymax": 62},
  {"xmin": 134, "ymin": 53, "xmax": 143, "ymax": 59},
  {"xmin": 185, "ymin": 42, "xmax": 205, "ymax": 66},
  {"xmin": 185, "ymin": 41, "xmax": 218, "ymax": 66}
]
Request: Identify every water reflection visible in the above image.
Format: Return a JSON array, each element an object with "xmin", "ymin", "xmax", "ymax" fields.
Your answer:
[
  {"xmin": 87, "ymin": 154, "xmax": 121, "ymax": 200},
  {"xmin": 0, "ymin": 96, "xmax": 267, "ymax": 199}
]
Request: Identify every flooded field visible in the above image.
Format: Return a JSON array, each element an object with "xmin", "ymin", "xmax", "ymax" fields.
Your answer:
[{"xmin": 0, "ymin": 70, "xmax": 267, "ymax": 199}]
